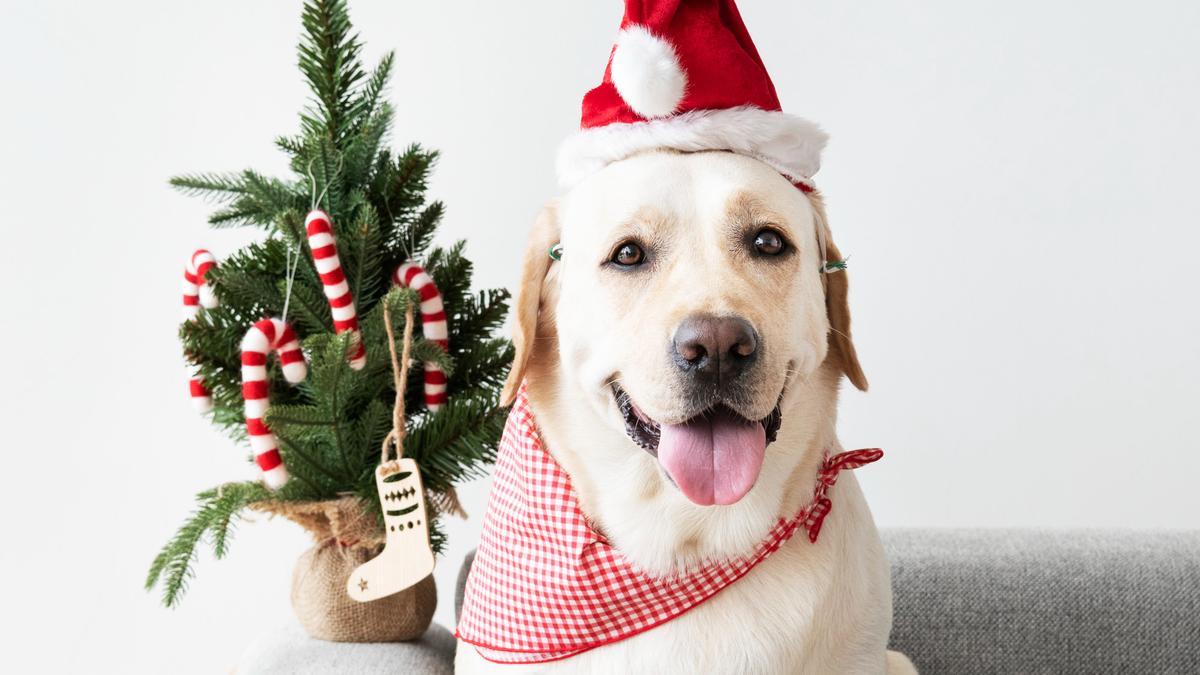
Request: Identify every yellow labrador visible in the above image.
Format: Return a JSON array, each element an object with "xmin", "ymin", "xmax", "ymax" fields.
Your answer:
[{"xmin": 456, "ymin": 149, "xmax": 915, "ymax": 674}]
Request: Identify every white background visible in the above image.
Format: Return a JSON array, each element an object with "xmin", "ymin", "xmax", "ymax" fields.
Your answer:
[{"xmin": 2, "ymin": 1, "xmax": 1198, "ymax": 672}]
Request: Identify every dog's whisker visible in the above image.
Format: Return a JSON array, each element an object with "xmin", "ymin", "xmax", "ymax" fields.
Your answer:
[{"xmin": 828, "ymin": 326, "xmax": 851, "ymax": 341}]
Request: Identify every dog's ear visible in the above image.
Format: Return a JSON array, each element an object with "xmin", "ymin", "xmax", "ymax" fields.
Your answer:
[
  {"xmin": 810, "ymin": 193, "xmax": 868, "ymax": 392},
  {"xmin": 501, "ymin": 202, "xmax": 562, "ymax": 406}
]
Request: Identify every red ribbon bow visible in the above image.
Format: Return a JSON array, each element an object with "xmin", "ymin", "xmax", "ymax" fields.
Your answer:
[{"xmin": 801, "ymin": 448, "xmax": 884, "ymax": 543}]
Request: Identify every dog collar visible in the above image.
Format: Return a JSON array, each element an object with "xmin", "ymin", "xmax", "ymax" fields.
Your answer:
[{"xmin": 455, "ymin": 384, "xmax": 883, "ymax": 663}]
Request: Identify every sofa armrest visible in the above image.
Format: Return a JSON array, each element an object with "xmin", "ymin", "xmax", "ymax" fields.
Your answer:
[{"xmin": 885, "ymin": 529, "xmax": 1200, "ymax": 674}]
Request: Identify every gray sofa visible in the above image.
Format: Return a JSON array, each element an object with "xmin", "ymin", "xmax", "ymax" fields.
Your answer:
[
  {"xmin": 877, "ymin": 529, "xmax": 1199, "ymax": 674},
  {"xmin": 239, "ymin": 529, "xmax": 1200, "ymax": 673}
]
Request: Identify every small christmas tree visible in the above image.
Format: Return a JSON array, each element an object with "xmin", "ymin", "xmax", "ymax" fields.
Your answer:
[{"xmin": 147, "ymin": 0, "xmax": 511, "ymax": 608}]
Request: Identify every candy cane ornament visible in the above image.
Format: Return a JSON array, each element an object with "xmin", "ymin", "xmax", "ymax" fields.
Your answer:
[
  {"xmin": 393, "ymin": 262, "xmax": 449, "ymax": 411},
  {"xmin": 182, "ymin": 249, "xmax": 219, "ymax": 319},
  {"xmin": 305, "ymin": 210, "xmax": 366, "ymax": 370},
  {"xmin": 186, "ymin": 377, "xmax": 212, "ymax": 414},
  {"xmin": 182, "ymin": 249, "xmax": 219, "ymax": 412},
  {"xmin": 241, "ymin": 318, "xmax": 307, "ymax": 490}
]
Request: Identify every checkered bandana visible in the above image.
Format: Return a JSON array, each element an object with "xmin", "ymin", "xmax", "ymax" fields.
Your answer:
[{"xmin": 455, "ymin": 385, "xmax": 883, "ymax": 664}]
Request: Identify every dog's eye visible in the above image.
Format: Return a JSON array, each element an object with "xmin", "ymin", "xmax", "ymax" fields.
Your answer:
[
  {"xmin": 611, "ymin": 242, "xmax": 645, "ymax": 267},
  {"xmin": 753, "ymin": 229, "xmax": 786, "ymax": 256}
]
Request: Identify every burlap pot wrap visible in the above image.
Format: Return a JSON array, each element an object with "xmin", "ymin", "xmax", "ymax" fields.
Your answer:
[{"xmin": 252, "ymin": 498, "xmax": 437, "ymax": 643}]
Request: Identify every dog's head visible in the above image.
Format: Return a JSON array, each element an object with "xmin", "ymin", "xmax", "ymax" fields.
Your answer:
[{"xmin": 503, "ymin": 149, "xmax": 865, "ymax": 507}]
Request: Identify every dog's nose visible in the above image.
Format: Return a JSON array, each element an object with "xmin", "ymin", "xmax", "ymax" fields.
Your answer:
[{"xmin": 672, "ymin": 314, "xmax": 759, "ymax": 383}]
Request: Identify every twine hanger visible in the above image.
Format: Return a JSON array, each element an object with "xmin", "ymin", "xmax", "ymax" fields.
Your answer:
[
  {"xmin": 380, "ymin": 298, "xmax": 416, "ymax": 471},
  {"xmin": 379, "ymin": 292, "xmax": 469, "ymax": 518}
]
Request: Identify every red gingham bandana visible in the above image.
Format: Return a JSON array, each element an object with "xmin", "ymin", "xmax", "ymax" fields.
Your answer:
[{"xmin": 456, "ymin": 385, "xmax": 883, "ymax": 664}]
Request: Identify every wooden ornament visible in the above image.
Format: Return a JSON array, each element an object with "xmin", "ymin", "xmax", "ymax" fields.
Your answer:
[{"xmin": 346, "ymin": 458, "xmax": 436, "ymax": 602}]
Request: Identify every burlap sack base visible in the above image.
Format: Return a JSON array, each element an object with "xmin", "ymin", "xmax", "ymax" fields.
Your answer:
[
  {"xmin": 251, "ymin": 498, "xmax": 436, "ymax": 643},
  {"xmin": 251, "ymin": 497, "xmax": 385, "ymax": 550}
]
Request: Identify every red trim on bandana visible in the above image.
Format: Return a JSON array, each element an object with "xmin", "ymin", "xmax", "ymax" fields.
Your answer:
[{"xmin": 455, "ymin": 384, "xmax": 883, "ymax": 664}]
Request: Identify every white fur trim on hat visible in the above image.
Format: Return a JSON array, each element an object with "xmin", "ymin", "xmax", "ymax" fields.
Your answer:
[
  {"xmin": 610, "ymin": 26, "xmax": 687, "ymax": 119},
  {"xmin": 557, "ymin": 105, "xmax": 829, "ymax": 189}
]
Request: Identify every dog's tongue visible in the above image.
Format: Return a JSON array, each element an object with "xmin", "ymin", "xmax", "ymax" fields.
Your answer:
[{"xmin": 657, "ymin": 408, "xmax": 766, "ymax": 506}]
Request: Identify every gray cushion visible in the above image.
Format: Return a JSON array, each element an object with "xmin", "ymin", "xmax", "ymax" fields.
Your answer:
[
  {"xmin": 455, "ymin": 549, "xmax": 475, "ymax": 625},
  {"xmin": 455, "ymin": 530, "xmax": 1200, "ymax": 673},
  {"xmin": 237, "ymin": 620, "xmax": 455, "ymax": 675},
  {"xmin": 885, "ymin": 529, "xmax": 1200, "ymax": 674}
]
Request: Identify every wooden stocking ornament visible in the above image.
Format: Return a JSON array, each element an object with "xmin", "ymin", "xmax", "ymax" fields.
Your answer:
[
  {"xmin": 347, "ymin": 459, "xmax": 436, "ymax": 601},
  {"xmin": 346, "ymin": 298, "xmax": 436, "ymax": 602}
]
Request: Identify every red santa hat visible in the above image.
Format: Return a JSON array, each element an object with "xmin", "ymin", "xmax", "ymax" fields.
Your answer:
[{"xmin": 557, "ymin": 0, "xmax": 827, "ymax": 190}]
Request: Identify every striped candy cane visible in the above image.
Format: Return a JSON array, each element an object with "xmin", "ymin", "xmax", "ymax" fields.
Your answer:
[
  {"xmin": 393, "ymin": 262, "xmax": 449, "ymax": 411},
  {"xmin": 182, "ymin": 249, "xmax": 219, "ymax": 412},
  {"xmin": 182, "ymin": 249, "xmax": 219, "ymax": 320},
  {"xmin": 241, "ymin": 318, "xmax": 307, "ymax": 490},
  {"xmin": 186, "ymin": 377, "xmax": 212, "ymax": 414},
  {"xmin": 306, "ymin": 210, "xmax": 366, "ymax": 370}
]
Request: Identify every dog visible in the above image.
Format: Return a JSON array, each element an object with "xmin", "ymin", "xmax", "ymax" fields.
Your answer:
[{"xmin": 455, "ymin": 148, "xmax": 916, "ymax": 674}]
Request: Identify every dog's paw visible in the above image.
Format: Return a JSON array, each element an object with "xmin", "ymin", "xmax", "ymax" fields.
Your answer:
[{"xmin": 885, "ymin": 650, "xmax": 918, "ymax": 675}]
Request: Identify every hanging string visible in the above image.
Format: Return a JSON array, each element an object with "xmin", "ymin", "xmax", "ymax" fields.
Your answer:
[
  {"xmin": 282, "ymin": 159, "xmax": 335, "ymax": 321},
  {"xmin": 380, "ymin": 297, "xmax": 416, "ymax": 466},
  {"xmin": 280, "ymin": 243, "xmax": 301, "ymax": 322},
  {"xmin": 307, "ymin": 158, "xmax": 335, "ymax": 213}
]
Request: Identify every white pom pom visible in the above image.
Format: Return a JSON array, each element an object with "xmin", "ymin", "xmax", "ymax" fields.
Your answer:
[
  {"xmin": 198, "ymin": 283, "xmax": 219, "ymax": 309},
  {"xmin": 282, "ymin": 361, "xmax": 308, "ymax": 384},
  {"xmin": 191, "ymin": 396, "xmax": 213, "ymax": 413},
  {"xmin": 262, "ymin": 465, "xmax": 289, "ymax": 491},
  {"xmin": 610, "ymin": 26, "xmax": 687, "ymax": 119}
]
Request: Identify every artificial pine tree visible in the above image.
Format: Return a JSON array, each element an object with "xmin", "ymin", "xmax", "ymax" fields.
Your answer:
[{"xmin": 147, "ymin": 0, "xmax": 511, "ymax": 611}]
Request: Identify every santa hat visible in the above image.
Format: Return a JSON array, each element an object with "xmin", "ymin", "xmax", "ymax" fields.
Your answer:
[{"xmin": 557, "ymin": 0, "xmax": 827, "ymax": 191}]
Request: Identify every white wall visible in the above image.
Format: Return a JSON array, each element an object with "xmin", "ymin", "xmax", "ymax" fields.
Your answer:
[{"xmin": 2, "ymin": 1, "xmax": 1197, "ymax": 672}]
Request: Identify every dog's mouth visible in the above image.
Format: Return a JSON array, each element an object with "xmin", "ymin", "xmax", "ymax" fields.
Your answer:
[{"xmin": 613, "ymin": 384, "xmax": 783, "ymax": 506}]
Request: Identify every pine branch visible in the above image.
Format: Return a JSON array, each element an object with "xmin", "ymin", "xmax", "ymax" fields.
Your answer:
[
  {"xmin": 389, "ymin": 200, "xmax": 443, "ymax": 262},
  {"xmin": 277, "ymin": 134, "xmax": 306, "ymax": 158},
  {"xmin": 207, "ymin": 205, "xmax": 265, "ymax": 228},
  {"xmin": 298, "ymin": 0, "xmax": 365, "ymax": 142},
  {"xmin": 324, "ymin": 335, "xmax": 356, "ymax": 478},
  {"xmin": 404, "ymin": 395, "xmax": 504, "ymax": 491},
  {"xmin": 170, "ymin": 172, "xmax": 248, "ymax": 202},
  {"xmin": 344, "ymin": 105, "xmax": 392, "ymax": 188},
  {"xmin": 264, "ymin": 403, "xmax": 336, "ymax": 428},
  {"xmin": 145, "ymin": 482, "xmax": 268, "ymax": 607},
  {"xmin": 409, "ymin": 339, "xmax": 455, "ymax": 376},
  {"xmin": 240, "ymin": 170, "xmax": 304, "ymax": 221},
  {"xmin": 279, "ymin": 277, "xmax": 333, "ymax": 337},
  {"xmin": 275, "ymin": 436, "xmax": 345, "ymax": 494},
  {"xmin": 301, "ymin": 137, "xmax": 346, "ymax": 220},
  {"xmin": 452, "ymin": 289, "xmax": 512, "ymax": 347},
  {"xmin": 448, "ymin": 337, "xmax": 513, "ymax": 393},
  {"xmin": 357, "ymin": 52, "xmax": 395, "ymax": 125}
]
